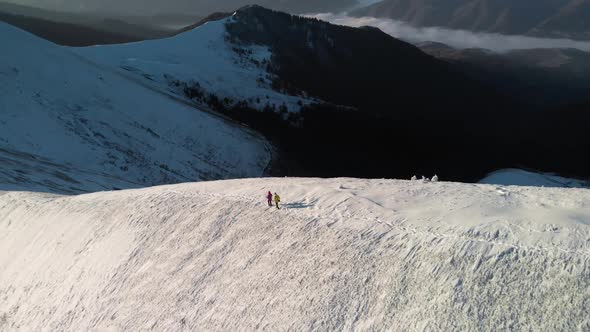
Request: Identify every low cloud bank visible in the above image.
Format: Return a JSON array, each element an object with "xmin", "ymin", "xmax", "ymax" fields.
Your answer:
[{"xmin": 312, "ymin": 13, "xmax": 590, "ymax": 52}]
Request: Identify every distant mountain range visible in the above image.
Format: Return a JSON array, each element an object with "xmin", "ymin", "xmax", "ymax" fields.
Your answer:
[
  {"xmin": 0, "ymin": 0, "xmax": 356, "ymax": 16},
  {"xmin": 0, "ymin": 2, "xmax": 174, "ymax": 45},
  {"xmin": 353, "ymin": 0, "xmax": 590, "ymax": 41},
  {"xmin": 0, "ymin": 0, "xmax": 360, "ymax": 45}
]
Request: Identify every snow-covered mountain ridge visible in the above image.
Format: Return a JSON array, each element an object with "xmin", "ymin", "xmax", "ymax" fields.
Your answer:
[
  {"xmin": 1, "ymin": 178, "xmax": 589, "ymax": 331},
  {"xmin": 0, "ymin": 21, "xmax": 271, "ymax": 194},
  {"xmin": 481, "ymin": 168, "xmax": 590, "ymax": 188},
  {"xmin": 75, "ymin": 15, "xmax": 313, "ymax": 114}
]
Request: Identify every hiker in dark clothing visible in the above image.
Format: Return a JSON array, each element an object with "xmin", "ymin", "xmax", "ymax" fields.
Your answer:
[{"xmin": 266, "ymin": 191, "xmax": 273, "ymax": 206}]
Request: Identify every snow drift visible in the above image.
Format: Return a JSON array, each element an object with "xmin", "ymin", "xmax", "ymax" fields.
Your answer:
[
  {"xmin": 0, "ymin": 22, "xmax": 271, "ymax": 194},
  {"xmin": 1, "ymin": 178, "xmax": 589, "ymax": 331}
]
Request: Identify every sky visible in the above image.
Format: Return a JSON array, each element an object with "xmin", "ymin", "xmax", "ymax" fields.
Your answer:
[
  {"xmin": 0, "ymin": 0, "xmax": 359, "ymax": 15},
  {"xmin": 313, "ymin": 14, "xmax": 590, "ymax": 53},
  {"xmin": 4, "ymin": 0, "xmax": 590, "ymax": 52}
]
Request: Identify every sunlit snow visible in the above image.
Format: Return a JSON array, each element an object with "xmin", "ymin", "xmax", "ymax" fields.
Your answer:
[{"xmin": 1, "ymin": 178, "xmax": 589, "ymax": 330}]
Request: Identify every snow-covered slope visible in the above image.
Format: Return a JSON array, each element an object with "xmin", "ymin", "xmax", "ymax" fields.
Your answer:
[
  {"xmin": 0, "ymin": 22, "xmax": 271, "ymax": 194},
  {"xmin": 481, "ymin": 168, "xmax": 589, "ymax": 189},
  {"xmin": 1, "ymin": 178, "xmax": 589, "ymax": 331},
  {"xmin": 75, "ymin": 17, "xmax": 311, "ymax": 113}
]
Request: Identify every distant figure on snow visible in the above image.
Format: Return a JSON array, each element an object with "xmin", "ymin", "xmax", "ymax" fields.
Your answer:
[
  {"xmin": 267, "ymin": 191, "xmax": 273, "ymax": 206},
  {"xmin": 274, "ymin": 193, "xmax": 281, "ymax": 209}
]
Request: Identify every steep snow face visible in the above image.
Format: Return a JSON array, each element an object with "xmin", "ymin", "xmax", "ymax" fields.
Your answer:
[
  {"xmin": 1, "ymin": 178, "xmax": 589, "ymax": 331},
  {"xmin": 480, "ymin": 168, "xmax": 589, "ymax": 189},
  {"xmin": 75, "ymin": 18, "xmax": 311, "ymax": 113},
  {"xmin": 0, "ymin": 22, "xmax": 271, "ymax": 194}
]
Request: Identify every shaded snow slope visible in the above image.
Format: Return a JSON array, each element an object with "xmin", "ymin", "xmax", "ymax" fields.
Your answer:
[
  {"xmin": 480, "ymin": 168, "xmax": 589, "ymax": 189},
  {"xmin": 1, "ymin": 178, "xmax": 589, "ymax": 331},
  {"xmin": 0, "ymin": 22, "xmax": 270, "ymax": 194},
  {"xmin": 75, "ymin": 17, "xmax": 311, "ymax": 113}
]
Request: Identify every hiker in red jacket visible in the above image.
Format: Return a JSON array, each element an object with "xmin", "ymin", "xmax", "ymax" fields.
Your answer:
[{"xmin": 266, "ymin": 191, "xmax": 273, "ymax": 206}]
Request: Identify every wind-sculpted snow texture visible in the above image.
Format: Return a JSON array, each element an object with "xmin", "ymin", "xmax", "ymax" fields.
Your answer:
[
  {"xmin": 1, "ymin": 178, "xmax": 589, "ymax": 331},
  {"xmin": 0, "ymin": 22, "xmax": 270, "ymax": 194}
]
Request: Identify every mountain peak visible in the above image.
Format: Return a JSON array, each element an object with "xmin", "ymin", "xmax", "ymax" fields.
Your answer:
[
  {"xmin": 235, "ymin": 4, "xmax": 267, "ymax": 12},
  {"xmin": 232, "ymin": 4, "xmax": 293, "ymax": 21}
]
